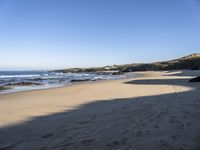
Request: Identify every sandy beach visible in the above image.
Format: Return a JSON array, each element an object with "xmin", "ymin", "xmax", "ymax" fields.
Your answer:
[{"xmin": 0, "ymin": 70, "xmax": 200, "ymax": 150}]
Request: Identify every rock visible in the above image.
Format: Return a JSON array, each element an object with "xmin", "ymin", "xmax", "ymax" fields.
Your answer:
[
  {"xmin": 189, "ymin": 76, "xmax": 200, "ymax": 82},
  {"xmin": 112, "ymin": 71, "xmax": 124, "ymax": 75},
  {"xmin": 71, "ymin": 79, "xmax": 91, "ymax": 82},
  {"xmin": 5, "ymin": 82, "xmax": 42, "ymax": 86},
  {"xmin": 0, "ymin": 86, "xmax": 11, "ymax": 91}
]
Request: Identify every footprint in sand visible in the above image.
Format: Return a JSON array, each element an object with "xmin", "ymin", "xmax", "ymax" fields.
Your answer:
[
  {"xmin": 186, "ymin": 122, "xmax": 191, "ymax": 127},
  {"xmin": 184, "ymin": 111, "xmax": 189, "ymax": 114},
  {"xmin": 112, "ymin": 108, "xmax": 118, "ymax": 113},
  {"xmin": 179, "ymin": 124, "xmax": 185, "ymax": 130},
  {"xmin": 171, "ymin": 134, "xmax": 180, "ymax": 140},
  {"xmin": 121, "ymin": 106, "xmax": 127, "ymax": 110},
  {"xmin": 91, "ymin": 115, "xmax": 97, "ymax": 120},
  {"xmin": 107, "ymin": 141, "xmax": 120, "ymax": 147},
  {"xmin": 145, "ymin": 129, "xmax": 150, "ymax": 134},
  {"xmin": 171, "ymin": 115, "xmax": 176, "ymax": 119},
  {"xmin": 61, "ymin": 142, "xmax": 74, "ymax": 148},
  {"xmin": 149, "ymin": 118, "xmax": 154, "ymax": 122},
  {"xmin": 39, "ymin": 146, "xmax": 48, "ymax": 150},
  {"xmin": 107, "ymin": 138, "xmax": 128, "ymax": 147},
  {"xmin": 41, "ymin": 133, "xmax": 53, "ymax": 139},
  {"xmin": 136, "ymin": 130, "xmax": 142, "ymax": 137},
  {"xmin": 0, "ymin": 141, "xmax": 24, "ymax": 150},
  {"xmin": 183, "ymin": 115, "xmax": 188, "ymax": 119},
  {"xmin": 176, "ymin": 124, "xmax": 185, "ymax": 130},
  {"xmin": 122, "ymin": 129, "xmax": 129, "ymax": 134},
  {"xmin": 179, "ymin": 144, "xmax": 188, "ymax": 150},
  {"xmin": 78, "ymin": 120, "xmax": 90, "ymax": 125},
  {"xmin": 170, "ymin": 119, "xmax": 174, "ymax": 123},
  {"xmin": 139, "ymin": 118, "xmax": 143, "ymax": 122},
  {"xmin": 160, "ymin": 140, "xmax": 169, "ymax": 148},
  {"xmin": 81, "ymin": 139, "xmax": 95, "ymax": 145},
  {"xmin": 154, "ymin": 125, "xmax": 159, "ymax": 129}
]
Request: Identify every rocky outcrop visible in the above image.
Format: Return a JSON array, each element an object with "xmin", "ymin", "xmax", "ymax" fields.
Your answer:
[
  {"xmin": 55, "ymin": 53, "xmax": 200, "ymax": 73},
  {"xmin": 0, "ymin": 86, "xmax": 11, "ymax": 91},
  {"xmin": 5, "ymin": 82, "xmax": 42, "ymax": 86},
  {"xmin": 189, "ymin": 76, "xmax": 200, "ymax": 82}
]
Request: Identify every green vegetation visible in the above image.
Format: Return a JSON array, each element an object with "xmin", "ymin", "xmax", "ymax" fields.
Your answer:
[
  {"xmin": 55, "ymin": 53, "xmax": 200, "ymax": 73},
  {"xmin": 116, "ymin": 53, "xmax": 200, "ymax": 72}
]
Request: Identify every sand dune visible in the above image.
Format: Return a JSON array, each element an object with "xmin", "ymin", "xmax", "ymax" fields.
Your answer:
[{"xmin": 0, "ymin": 71, "xmax": 200, "ymax": 150}]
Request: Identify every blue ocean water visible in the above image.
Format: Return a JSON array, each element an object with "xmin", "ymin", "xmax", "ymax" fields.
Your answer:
[{"xmin": 0, "ymin": 71, "xmax": 131, "ymax": 94}]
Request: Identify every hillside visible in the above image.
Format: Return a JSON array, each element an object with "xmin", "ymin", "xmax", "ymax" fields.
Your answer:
[
  {"xmin": 56, "ymin": 53, "xmax": 200, "ymax": 73},
  {"xmin": 118, "ymin": 53, "xmax": 200, "ymax": 72}
]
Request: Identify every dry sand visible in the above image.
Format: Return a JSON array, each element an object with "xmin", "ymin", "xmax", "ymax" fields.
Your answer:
[{"xmin": 0, "ymin": 70, "xmax": 200, "ymax": 150}]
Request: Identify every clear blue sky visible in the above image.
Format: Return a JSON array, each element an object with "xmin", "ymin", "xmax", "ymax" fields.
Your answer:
[{"xmin": 0, "ymin": 0, "xmax": 200, "ymax": 70}]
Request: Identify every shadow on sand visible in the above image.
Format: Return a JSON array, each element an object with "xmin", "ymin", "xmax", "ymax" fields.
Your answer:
[{"xmin": 0, "ymin": 77, "xmax": 200, "ymax": 150}]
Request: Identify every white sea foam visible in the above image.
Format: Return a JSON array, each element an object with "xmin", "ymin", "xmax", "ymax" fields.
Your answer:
[
  {"xmin": 0, "ymin": 74, "xmax": 40, "ymax": 78},
  {"xmin": 0, "ymin": 71, "xmax": 135, "ymax": 94}
]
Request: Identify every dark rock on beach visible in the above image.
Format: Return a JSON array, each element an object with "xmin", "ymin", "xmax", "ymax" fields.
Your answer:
[
  {"xmin": 71, "ymin": 79, "xmax": 91, "ymax": 82},
  {"xmin": 112, "ymin": 71, "xmax": 124, "ymax": 75},
  {"xmin": 5, "ymin": 82, "xmax": 42, "ymax": 86},
  {"xmin": 0, "ymin": 86, "xmax": 11, "ymax": 91},
  {"xmin": 189, "ymin": 76, "xmax": 200, "ymax": 82},
  {"xmin": 32, "ymin": 78, "xmax": 48, "ymax": 81}
]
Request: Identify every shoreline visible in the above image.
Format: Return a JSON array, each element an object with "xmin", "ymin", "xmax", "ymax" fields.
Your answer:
[
  {"xmin": 0, "ymin": 72, "xmax": 140, "ymax": 96},
  {"xmin": 0, "ymin": 70, "xmax": 199, "ymax": 150},
  {"xmin": 0, "ymin": 70, "xmax": 193, "ymax": 125}
]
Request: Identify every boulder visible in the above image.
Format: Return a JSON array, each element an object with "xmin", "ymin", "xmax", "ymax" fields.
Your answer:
[{"xmin": 189, "ymin": 76, "xmax": 200, "ymax": 82}]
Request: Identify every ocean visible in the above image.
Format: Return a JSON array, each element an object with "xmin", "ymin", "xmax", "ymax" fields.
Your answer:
[{"xmin": 0, "ymin": 71, "xmax": 132, "ymax": 94}]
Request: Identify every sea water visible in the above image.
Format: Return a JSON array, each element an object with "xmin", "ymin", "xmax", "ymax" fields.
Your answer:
[{"xmin": 0, "ymin": 71, "xmax": 133, "ymax": 94}]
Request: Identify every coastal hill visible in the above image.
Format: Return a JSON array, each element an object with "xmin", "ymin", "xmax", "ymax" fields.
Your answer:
[{"xmin": 56, "ymin": 53, "xmax": 200, "ymax": 73}]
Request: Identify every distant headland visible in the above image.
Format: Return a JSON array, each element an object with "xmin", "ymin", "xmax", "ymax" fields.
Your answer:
[{"xmin": 56, "ymin": 53, "xmax": 200, "ymax": 74}]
